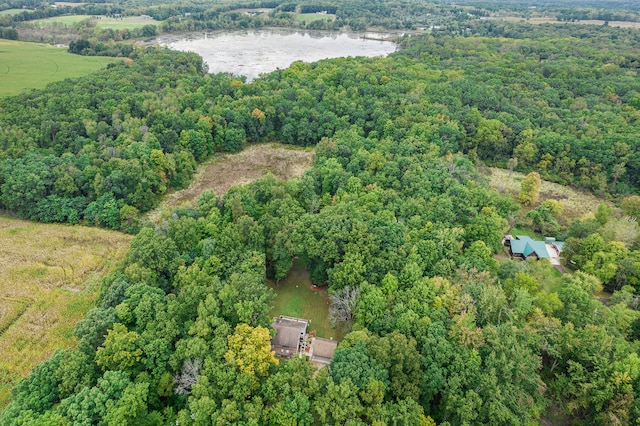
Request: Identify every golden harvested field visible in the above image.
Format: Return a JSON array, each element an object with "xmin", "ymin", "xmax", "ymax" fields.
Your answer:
[
  {"xmin": 486, "ymin": 16, "xmax": 640, "ymax": 29},
  {"xmin": 148, "ymin": 143, "xmax": 314, "ymax": 222},
  {"xmin": 486, "ymin": 167, "xmax": 606, "ymax": 220},
  {"xmin": 0, "ymin": 217, "xmax": 130, "ymax": 408}
]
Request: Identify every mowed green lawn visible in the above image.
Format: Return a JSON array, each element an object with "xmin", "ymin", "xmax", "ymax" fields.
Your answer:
[
  {"xmin": 0, "ymin": 40, "xmax": 113, "ymax": 97},
  {"xmin": 268, "ymin": 261, "xmax": 346, "ymax": 340},
  {"xmin": 35, "ymin": 14, "xmax": 159, "ymax": 29}
]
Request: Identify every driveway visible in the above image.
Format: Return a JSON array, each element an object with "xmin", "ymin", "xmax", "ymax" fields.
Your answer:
[{"xmin": 546, "ymin": 243, "xmax": 561, "ymax": 266}]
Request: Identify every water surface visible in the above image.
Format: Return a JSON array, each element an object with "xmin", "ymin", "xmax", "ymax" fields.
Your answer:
[{"xmin": 159, "ymin": 29, "xmax": 397, "ymax": 81}]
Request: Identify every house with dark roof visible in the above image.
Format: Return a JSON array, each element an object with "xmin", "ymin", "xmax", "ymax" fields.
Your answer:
[
  {"xmin": 508, "ymin": 235, "xmax": 550, "ymax": 260},
  {"xmin": 271, "ymin": 316, "xmax": 308, "ymax": 358}
]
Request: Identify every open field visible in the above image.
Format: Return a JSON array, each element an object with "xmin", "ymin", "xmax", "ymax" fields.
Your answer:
[
  {"xmin": 0, "ymin": 9, "xmax": 27, "ymax": 16},
  {"xmin": 485, "ymin": 16, "xmax": 640, "ymax": 29},
  {"xmin": 148, "ymin": 143, "xmax": 314, "ymax": 222},
  {"xmin": 296, "ymin": 13, "xmax": 335, "ymax": 23},
  {"xmin": 0, "ymin": 40, "xmax": 113, "ymax": 97},
  {"xmin": 268, "ymin": 260, "xmax": 346, "ymax": 340},
  {"xmin": 0, "ymin": 217, "xmax": 130, "ymax": 408},
  {"xmin": 486, "ymin": 167, "xmax": 607, "ymax": 221},
  {"xmin": 34, "ymin": 14, "xmax": 159, "ymax": 29}
]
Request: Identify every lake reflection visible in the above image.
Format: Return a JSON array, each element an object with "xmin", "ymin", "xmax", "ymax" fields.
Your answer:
[{"xmin": 158, "ymin": 29, "xmax": 398, "ymax": 82}]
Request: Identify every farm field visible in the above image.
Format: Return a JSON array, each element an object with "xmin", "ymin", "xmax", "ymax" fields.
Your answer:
[
  {"xmin": 34, "ymin": 14, "xmax": 160, "ymax": 29},
  {"xmin": 0, "ymin": 217, "xmax": 130, "ymax": 408},
  {"xmin": 486, "ymin": 167, "xmax": 607, "ymax": 221},
  {"xmin": 148, "ymin": 143, "xmax": 314, "ymax": 222},
  {"xmin": 267, "ymin": 260, "xmax": 346, "ymax": 340},
  {"xmin": 0, "ymin": 40, "xmax": 113, "ymax": 97}
]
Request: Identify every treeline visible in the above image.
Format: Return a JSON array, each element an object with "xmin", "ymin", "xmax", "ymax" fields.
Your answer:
[
  {"xmin": 1, "ymin": 0, "xmax": 464, "ymax": 41},
  {"xmin": 443, "ymin": 0, "xmax": 640, "ymax": 13},
  {"xmin": 557, "ymin": 8, "xmax": 640, "ymax": 22}
]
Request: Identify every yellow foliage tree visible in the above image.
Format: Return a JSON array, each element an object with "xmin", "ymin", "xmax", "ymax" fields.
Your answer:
[
  {"xmin": 225, "ymin": 324, "xmax": 278, "ymax": 379},
  {"xmin": 518, "ymin": 172, "xmax": 541, "ymax": 206}
]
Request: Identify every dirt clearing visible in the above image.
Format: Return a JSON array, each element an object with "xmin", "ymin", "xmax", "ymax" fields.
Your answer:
[{"xmin": 148, "ymin": 143, "xmax": 314, "ymax": 221}]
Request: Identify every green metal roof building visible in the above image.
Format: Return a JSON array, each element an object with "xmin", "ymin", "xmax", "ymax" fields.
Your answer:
[{"xmin": 509, "ymin": 236, "xmax": 550, "ymax": 259}]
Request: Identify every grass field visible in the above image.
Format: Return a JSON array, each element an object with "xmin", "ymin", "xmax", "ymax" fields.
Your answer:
[
  {"xmin": 35, "ymin": 14, "xmax": 159, "ymax": 29},
  {"xmin": 296, "ymin": 13, "xmax": 336, "ymax": 23},
  {"xmin": 267, "ymin": 260, "xmax": 346, "ymax": 340},
  {"xmin": 147, "ymin": 143, "xmax": 314, "ymax": 222},
  {"xmin": 534, "ymin": 261, "xmax": 564, "ymax": 293},
  {"xmin": 0, "ymin": 217, "xmax": 130, "ymax": 408},
  {"xmin": 0, "ymin": 9, "xmax": 27, "ymax": 16},
  {"xmin": 0, "ymin": 40, "xmax": 113, "ymax": 97},
  {"xmin": 486, "ymin": 167, "xmax": 607, "ymax": 221}
]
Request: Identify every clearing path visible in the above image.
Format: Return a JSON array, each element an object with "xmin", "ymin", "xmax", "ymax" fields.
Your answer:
[{"xmin": 148, "ymin": 143, "xmax": 313, "ymax": 222}]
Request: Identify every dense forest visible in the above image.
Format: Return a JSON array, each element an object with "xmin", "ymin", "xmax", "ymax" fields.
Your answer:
[
  {"xmin": 2, "ymin": 10, "xmax": 640, "ymax": 426},
  {"xmin": 4, "ymin": 91, "xmax": 640, "ymax": 424},
  {"xmin": 2, "ymin": 22, "xmax": 640, "ymax": 229}
]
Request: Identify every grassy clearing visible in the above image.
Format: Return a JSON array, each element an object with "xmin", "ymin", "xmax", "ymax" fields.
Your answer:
[
  {"xmin": 534, "ymin": 261, "xmax": 564, "ymax": 294},
  {"xmin": 0, "ymin": 40, "xmax": 113, "ymax": 97},
  {"xmin": 267, "ymin": 261, "xmax": 346, "ymax": 340},
  {"xmin": 147, "ymin": 143, "xmax": 314, "ymax": 222},
  {"xmin": 0, "ymin": 216, "xmax": 130, "ymax": 408},
  {"xmin": 0, "ymin": 9, "xmax": 27, "ymax": 16},
  {"xmin": 486, "ymin": 167, "xmax": 607, "ymax": 222},
  {"xmin": 296, "ymin": 13, "xmax": 335, "ymax": 23},
  {"xmin": 509, "ymin": 226, "xmax": 539, "ymax": 239},
  {"xmin": 34, "ymin": 15, "xmax": 159, "ymax": 29}
]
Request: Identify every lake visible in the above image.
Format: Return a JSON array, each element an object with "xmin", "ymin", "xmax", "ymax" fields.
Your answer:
[{"xmin": 158, "ymin": 29, "xmax": 398, "ymax": 81}]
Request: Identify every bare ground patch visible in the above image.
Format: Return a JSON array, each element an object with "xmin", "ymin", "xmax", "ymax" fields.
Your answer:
[
  {"xmin": 485, "ymin": 167, "xmax": 608, "ymax": 221},
  {"xmin": 148, "ymin": 143, "xmax": 314, "ymax": 222}
]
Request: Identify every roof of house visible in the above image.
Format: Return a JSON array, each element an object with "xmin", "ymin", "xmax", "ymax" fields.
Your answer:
[
  {"xmin": 312, "ymin": 338, "xmax": 338, "ymax": 361},
  {"xmin": 510, "ymin": 236, "xmax": 549, "ymax": 258},
  {"xmin": 271, "ymin": 317, "xmax": 308, "ymax": 350},
  {"xmin": 553, "ymin": 241, "xmax": 565, "ymax": 252}
]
